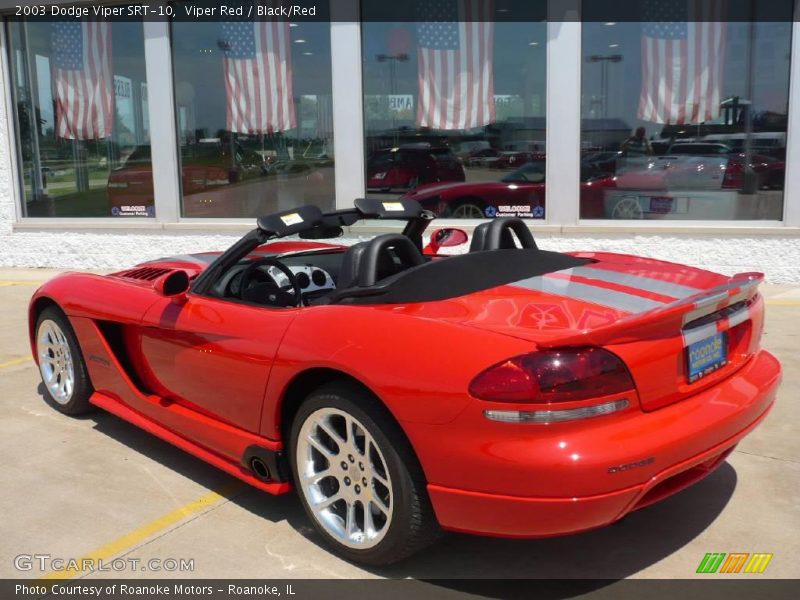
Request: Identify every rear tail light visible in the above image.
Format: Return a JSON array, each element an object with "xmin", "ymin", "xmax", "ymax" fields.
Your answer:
[
  {"xmin": 722, "ymin": 161, "xmax": 744, "ymax": 189},
  {"xmin": 469, "ymin": 347, "xmax": 635, "ymax": 404}
]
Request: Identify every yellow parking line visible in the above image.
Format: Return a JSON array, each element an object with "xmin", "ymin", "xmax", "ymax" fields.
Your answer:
[
  {"xmin": 39, "ymin": 480, "xmax": 244, "ymax": 580},
  {"xmin": 0, "ymin": 356, "xmax": 30, "ymax": 369},
  {"xmin": 0, "ymin": 281, "xmax": 39, "ymax": 286}
]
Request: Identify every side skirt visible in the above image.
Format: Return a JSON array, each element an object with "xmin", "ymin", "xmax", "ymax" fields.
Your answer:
[
  {"xmin": 90, "ymin": 392, "xmax": 291, "ymax": 495},
  {"xmin": 67, "ymin": 315, "xmax": 291, "ymax": 495}
]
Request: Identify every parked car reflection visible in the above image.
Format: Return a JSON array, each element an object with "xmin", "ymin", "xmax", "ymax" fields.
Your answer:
[
  {"xmin": 108, "ymin": 140, "xmax": 332, "ymax": 218},
  {"xmin": 403, "ymin": 159, "xmax": 616, "ymax": 219},
  {"xmin": 366, "ymin": 143, "xmax": 465, "ymax": 192}
]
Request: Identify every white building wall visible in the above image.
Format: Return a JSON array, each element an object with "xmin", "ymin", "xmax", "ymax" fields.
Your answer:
[{"xmin": 1, "ymin": 220, "xmax": 799, "ymax": 282}]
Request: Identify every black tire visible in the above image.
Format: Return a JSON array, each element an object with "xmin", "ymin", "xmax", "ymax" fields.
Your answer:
[
  {"xmin": 446, "ymin": 198, "xmax": 486, "ymax": 219},
  {"xmin": 289, "ymin": 381, "xmax": 440, "ymax": 565},
  {"xmin": 35, "ymin": 306, "xmax": 95, "ymax": 415}
]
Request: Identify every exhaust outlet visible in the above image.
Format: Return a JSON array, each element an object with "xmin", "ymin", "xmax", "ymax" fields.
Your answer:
[{"xmin": 250, "ymin": 457, "xmax": 271, "ymax": 481}]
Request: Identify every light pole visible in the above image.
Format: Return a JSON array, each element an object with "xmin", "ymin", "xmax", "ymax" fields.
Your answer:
[
  {"xmin": 377, "ymin": 53, "xmax": 409, "ymax": 143},
  {"xmin": 586, "ymin": 54, "xmax": 623, "ymax": 119},
  {"xmin": 217, "ymin": 38, "xmax": 240, "ymax": 178}
]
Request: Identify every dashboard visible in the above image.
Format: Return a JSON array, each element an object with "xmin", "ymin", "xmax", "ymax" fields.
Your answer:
[
  {"xmin": 214, "ymin": 252, "xmax": 342, "ymax": 306},
  {"xmin": 268, "ymin": 264, "xmax": 336, "ymax": 294}
]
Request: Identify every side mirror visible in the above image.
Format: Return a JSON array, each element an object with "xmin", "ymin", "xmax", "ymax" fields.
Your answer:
[
  {"xmin": 425, "ymin": 227, "xmax": 470, "ymax": 254},
  {"xmin": 155, "ymin": 270, "xmax": 190, "ymax": 299}
]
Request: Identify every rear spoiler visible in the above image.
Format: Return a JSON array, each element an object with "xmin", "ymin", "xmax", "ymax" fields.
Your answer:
[{"xmin": 537, "ymin": 272, "xmax": 764, "ymax": 349}]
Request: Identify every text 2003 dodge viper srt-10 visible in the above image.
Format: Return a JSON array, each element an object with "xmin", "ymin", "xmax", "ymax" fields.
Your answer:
[{"xmin": 29, "ymin": 198, "xmax": 781, "ymax": 565}]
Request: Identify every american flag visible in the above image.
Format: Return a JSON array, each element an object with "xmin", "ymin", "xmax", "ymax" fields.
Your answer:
[
  {"xmin": 219, "ymin": 21, "xmax": 296, "ymax": 134},
  {"xmin": 416, "ymin": 0, "xmax": 495, "ymax": 130},
  {"xmin": 314, "ymin": 94, "xmax": 333, "ymax": 139},
  {"xmin": 52, "ymin": 22, "xmax": 113, "ymax": 140},
  {"xmin": 638, "ymin": 0, "xmax": 726, "ymax": 124}
]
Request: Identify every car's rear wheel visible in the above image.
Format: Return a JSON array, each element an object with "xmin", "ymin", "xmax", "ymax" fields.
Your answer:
[
  {"xmin": 448, "ymin": 199, "xmax": 485, "ymax": 219},
  {"xmin": 611, "ymin": 196, "xmax": 644, "ymax": 219},
  {"xmin": 35, "ymin": 307, "xmax": 94, "ymax": 415},
  {"xmin": 289, "ymin": 382, "xmax": 439, "ymax": 565}
]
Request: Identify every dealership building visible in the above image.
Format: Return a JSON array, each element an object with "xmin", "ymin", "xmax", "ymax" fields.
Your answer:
[{"xmin": 1, "ymin": 1, "xmax": 800, "ymax": 280}]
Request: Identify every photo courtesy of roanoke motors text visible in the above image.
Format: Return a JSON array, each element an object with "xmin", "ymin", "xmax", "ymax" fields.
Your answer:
[{"xmin": 0, "ymin": 0, "xmax": 798, "ymax": 599}]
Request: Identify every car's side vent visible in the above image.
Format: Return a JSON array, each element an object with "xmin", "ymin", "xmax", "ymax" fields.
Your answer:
[{"xmin": 114, "ymin": 267, "xmax": 172, "ymax": 281}]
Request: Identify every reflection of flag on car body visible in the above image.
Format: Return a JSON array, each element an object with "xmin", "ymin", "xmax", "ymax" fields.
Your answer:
[
  {"xmin": 416, "ymin": 0, "xmax": 495, "ymax": 130},
  {"xmin": 220, "ymin": 21, "xmax": 296, "ymax": 134},
  {"xmin": 52, "ymin": 22, "xmax": 113, "ymax": 140},
  {"xmin": 638, "ymin": 0, "xmax": 726, "ymax": 125}
]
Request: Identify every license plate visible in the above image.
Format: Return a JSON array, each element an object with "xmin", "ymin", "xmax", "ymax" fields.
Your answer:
[
  {"xmin": 686, "ymin": 331, "xmax": 728, "ymax": 383},
  {"xmin": 649, "ymin": 196, "xmax": 674, "ymax": 214}
]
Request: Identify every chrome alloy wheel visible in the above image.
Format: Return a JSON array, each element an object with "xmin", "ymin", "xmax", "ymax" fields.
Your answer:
[
  {"xmin": 37, "ymin": 319, "xmax": 75, "ymax": 405},
  {"xmin": 452, "ymin": 203, "xmax": 485, "ymax": 218},
  {"xmin": 611, "ymin": 196, "xmax": 645, "ymax": 219},
  {"xmin": 296, "ymin": 407, "xmax": 394, "ymax": 549}
]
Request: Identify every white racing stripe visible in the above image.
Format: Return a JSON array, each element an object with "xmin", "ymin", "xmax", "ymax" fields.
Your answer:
[
  {"xmin": 682, "ymin": 301, "xmax": 751, "ymax": 347},
  {"xmin": 513, "ymin": 274, "xmax": 666, "ymax": 314},
  {"xmin": 154, "ymin": 254, "xmax": 217, "ymax": 265},
  {"xmin": 682, "ymin": 322, "xmax": 721, "ymax": 346},
  {"xmin": 682, "ymin": 292, "xmax": 729, "ymax": 324},
  {"xmin": 568, "ymin": 266, "xmax": 702, "ymax": 299},
  {"xmin": 727, "ymin": 304, "xmax": 751, "ymax": 328}
]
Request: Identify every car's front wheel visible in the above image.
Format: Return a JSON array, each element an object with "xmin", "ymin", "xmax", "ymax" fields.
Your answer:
[
  {"xmin": 35, "ymin": 306, "xmax": 94, "ymax": 415},
  {"xmin": 289, "ymin": 382, "xmax": 439, "ymax": 565}
]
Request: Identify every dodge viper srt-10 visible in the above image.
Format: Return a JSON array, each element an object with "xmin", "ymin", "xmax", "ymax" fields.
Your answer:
[{"xmin": 29, "ymin": 198, "xmax": 781, "ymax": 565}]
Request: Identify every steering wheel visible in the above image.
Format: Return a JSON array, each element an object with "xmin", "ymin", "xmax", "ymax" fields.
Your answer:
[{"xmin": 239, "ymin": 257, "xmax": 303, "ymax": 307}]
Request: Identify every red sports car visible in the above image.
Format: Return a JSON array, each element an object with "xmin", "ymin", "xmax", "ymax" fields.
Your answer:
[{"xmin": 29, "ymin": 199, "xmax": 780, "ymax": 565}]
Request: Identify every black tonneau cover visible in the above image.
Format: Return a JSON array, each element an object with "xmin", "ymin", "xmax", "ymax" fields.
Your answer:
[{"xmin": 333, "ymin": 249, "xmax": 593, "ymax": 304}]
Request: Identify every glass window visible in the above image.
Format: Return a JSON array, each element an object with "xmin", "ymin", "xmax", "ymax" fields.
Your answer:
[
  {"xmin": 7, "ymin": 19, "xmax": 152, "ymax": 218},
  {"xmin": 580, "ymin": 6, "xmax": 791, "ymax": 221},
  {"xmin": 171, "ymin": 6, "xmax": 334, "ymax": 218},
  {"xmin": 362, "ymin": 2, "xmax": 547, "ymax": 219}
]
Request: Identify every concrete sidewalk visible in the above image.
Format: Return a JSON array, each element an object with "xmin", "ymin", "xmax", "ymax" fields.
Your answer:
[{"xmin": 1, "ymin": 269, "xmax": 798, "ymax": 581}]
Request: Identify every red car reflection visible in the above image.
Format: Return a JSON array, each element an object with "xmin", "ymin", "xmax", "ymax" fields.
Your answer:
[
  {"xmin": 402, "ymin": 160, "xmax": 616, "ymax": 218},
  {"xmin": 490, "ymin": 151, "xmax": 543, "ymax": 169},
  {"xmin": 107, "ymin": 143, "xmax": 238, "ymax": 217},
  {"xmin": 367, "ymin": 144, "xmax": 465, "ymax": 192}
]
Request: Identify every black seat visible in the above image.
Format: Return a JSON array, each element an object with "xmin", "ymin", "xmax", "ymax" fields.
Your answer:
[
  {"xmin": 338, "ymin": 234, "xmax": 425, "ymax": 288},
  {"xmin": 469, "ymin": 217, "xmax": 537, "ymax": 252}
]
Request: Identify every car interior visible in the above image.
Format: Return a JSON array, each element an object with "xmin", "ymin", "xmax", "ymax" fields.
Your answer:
[{"xmin": 198, "ymin": 201, "xmax": 586, "ymax": 309}]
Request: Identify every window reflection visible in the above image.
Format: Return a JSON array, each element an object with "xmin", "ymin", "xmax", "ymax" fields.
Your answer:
[
  {"xmin": 362, "ymin": 2, "xmax": 547, "ymax": 219},
  {"xmin": 7, "ymin": 19, "xmax": 152, "ymax": 218},
  {"xmin": 580, "ymin": 5, "xmax": 790, "ymax": 221},
  {"xmin": 171, "ymin": 7, "xmax": 334, "ymax": 218}
]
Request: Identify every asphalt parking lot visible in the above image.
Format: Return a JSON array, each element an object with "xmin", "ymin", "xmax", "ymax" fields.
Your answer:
[{"xmin": 1, "ymin": 268, "xmax": 798, "ymax": 582}]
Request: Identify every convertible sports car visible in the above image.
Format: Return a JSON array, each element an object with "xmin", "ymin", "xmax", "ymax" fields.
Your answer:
[{"xmin": 29, "ymin": 199, "xmax": 781, "ymax": 565}]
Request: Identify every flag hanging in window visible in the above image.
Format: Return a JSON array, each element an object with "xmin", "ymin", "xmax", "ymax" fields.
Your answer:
[
  {"xmin": 220, "ymin": 21, "xmax": 296, "ymax": 134},
  {"xmin": 416, "ymin": 0, "xmax": 495, "ymax": 130},
  {"xmin": 52, "ymin": 22, "xmax": 113, "ymax": 140},
  {"xmin": 638, "ymin": 0, "xmax": 727, "ymax": 125}
]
